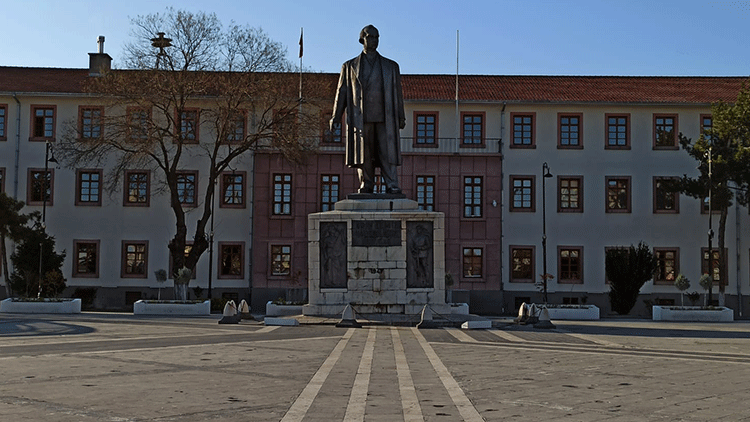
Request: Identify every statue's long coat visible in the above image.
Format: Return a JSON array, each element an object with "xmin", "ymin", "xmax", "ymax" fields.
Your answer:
[{"xmin": 332, "ymin": 53, "xmax": 405, "ymax": 168}]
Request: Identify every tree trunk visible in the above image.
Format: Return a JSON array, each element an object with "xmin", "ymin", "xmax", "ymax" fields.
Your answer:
[
  {"xmin": 174, "ymin": 282, "xmax": 189, "ymax": 302},
  {"xmin": 1, "ymin": 234, "xmax": 11, "ymax": 297},
  {"xmin": 718, "ymin": 206, "xmax": 728, "ymax": 307}
]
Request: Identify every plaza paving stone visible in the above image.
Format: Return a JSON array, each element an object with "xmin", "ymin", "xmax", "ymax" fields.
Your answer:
[{"xmin": 1, "ymin": 313, "xmax": 750, "ymax": 421}]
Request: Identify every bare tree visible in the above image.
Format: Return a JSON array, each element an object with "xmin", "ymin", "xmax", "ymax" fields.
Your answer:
[{"xmin": 58, "ymin": 9, "xmax": 329, "ymax": 300}]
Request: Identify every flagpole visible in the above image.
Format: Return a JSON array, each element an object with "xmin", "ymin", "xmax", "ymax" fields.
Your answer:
[
  {"xmin": 455, "ymin": 29, "xmax": 459, "ymax": 143},
  {"xmin": 299, "ymin": 27, "xmax": 303, "ymax": 121}
]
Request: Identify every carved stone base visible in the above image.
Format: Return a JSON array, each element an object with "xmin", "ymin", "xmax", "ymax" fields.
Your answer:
[{"xmin": 305, "ymin": 198, "xmax": 446, "ymax": 317}]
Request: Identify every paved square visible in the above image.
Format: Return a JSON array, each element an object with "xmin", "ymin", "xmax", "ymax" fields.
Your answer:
[{"xmin": 2, "ymin": 314, "xmax": 750, "ymax": 421}]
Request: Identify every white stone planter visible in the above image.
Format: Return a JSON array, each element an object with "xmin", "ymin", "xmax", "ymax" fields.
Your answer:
[
  {"xmin": 0, "ymin": 298, "xmax": 82, "ymax": 314},
  {"xmin": 652, "ymin": 306, "xmax": 734, "ymax": 322},
  {"xmin": 266, "ymin": 301, "xmax": 304, "ymax": 316},
  {"xmin": 542, "ymin": 305, "xmax": 600, "ymax": 320},
  {"xmin": 449, "ymin": 303, "xmax": 470, "ymax": 315},
  {"xmin": 133, "ymin": 300, "xmax": 210, "ymax": 316}
]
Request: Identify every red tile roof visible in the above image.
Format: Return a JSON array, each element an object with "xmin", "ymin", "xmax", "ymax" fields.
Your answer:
[
  {"xmin": 1, "ymin": 66, "xmax": 747, "ymax": 104},
  {"xmin": 0, "ymin": 67, "xmax": 89, "ymax": 94},
  {"xmin": 403, "ymin": 75, "xmax": 749, "ymax": 104}
]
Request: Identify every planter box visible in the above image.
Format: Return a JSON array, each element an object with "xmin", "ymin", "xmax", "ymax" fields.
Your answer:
[
  {"xmin": 266, "ymin": 301, "xmax": 304, "ymax": 316},
  {"xmin": 133, "ymin": 300, "xmax": 210, "ymax": 316},
  {"xmin": 652, "ymin": 306, "xmax": 734, "ymax": 322},
  {"xmin": 0, "ymin": 298, "xmax": 82, "ymax": 314},
  {"xmin": 449, "ymin": 303, "xmax": 470, "ymax": 315},
  {"xmin": 541, "ymin": 305, "xmax": 600, "ymax": 320}
]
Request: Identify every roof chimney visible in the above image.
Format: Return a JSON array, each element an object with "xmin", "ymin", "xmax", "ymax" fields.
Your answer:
[{"xmin": 89, "ymin": 35, "xmax": 112, "ymax": 76}]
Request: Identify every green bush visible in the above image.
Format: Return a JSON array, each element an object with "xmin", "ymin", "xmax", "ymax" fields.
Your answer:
[
  {"xmin": 73, "ymin": 287, "xmax": 98, "ymax": 309},
  {"xmin": 606, "ymin": 242, "xmax": 657, "ymax": 315},
  {"xmin": 9, "ymin": 227, "xmax": 66, "ymax": 298}
]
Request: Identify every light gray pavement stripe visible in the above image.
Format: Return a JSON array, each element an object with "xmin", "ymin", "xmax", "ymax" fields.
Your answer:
[
  {"xmin": 489, "ymin": 329, "xmax": 528, "ymax": 343},
  {"xmin": 343, "ymin": 328, "xmax": 376, "ymax": 422},
  {"xmin": 556, "ymin": 329, "xmax": 623, "ymax": 348},
  {"xmin": 281, "ymin": 328, "xmax": 355, "ymax": 422},
  {"xmin": 411, "ymin": 327, "xmax": 484, "ymax": 422},
  {"xmin": 445, "ymin": 327, "xmax": 479, "ymax": 343},
  {"xmin": 391, "ymin": 327, "xmax": 424, "ymax": 422}
]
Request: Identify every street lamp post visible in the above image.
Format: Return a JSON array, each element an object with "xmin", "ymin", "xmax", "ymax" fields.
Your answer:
[
  {"xmin": 707, "ymin": 146, "xmax": 714, "ymax": 305},
  {"xmin": 38, "ymin": 141, "xmax": 57, "ymax": 298},
  {"xmin": 207, "ymin": 177, "xmax": 217, "ymax": 300},
  {"xmin": 542, "ymin": 162, "xmax": 553, "ymax": 304}
]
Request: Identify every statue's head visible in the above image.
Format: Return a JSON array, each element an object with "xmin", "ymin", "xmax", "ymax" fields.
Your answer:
[{"xmin": 359, "ymin": 25, "xmax": 379, "ymax": 51}]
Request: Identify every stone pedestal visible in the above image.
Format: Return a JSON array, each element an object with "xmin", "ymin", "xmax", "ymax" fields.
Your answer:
[{"xmin": 304, "ymin": 198, "xmax": 450, "ymax": 317}]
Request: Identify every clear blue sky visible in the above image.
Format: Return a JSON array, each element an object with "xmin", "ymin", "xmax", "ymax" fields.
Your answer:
[{"xmin": 5, "ymin": 0, "xmax": 750, "ymax": 76}]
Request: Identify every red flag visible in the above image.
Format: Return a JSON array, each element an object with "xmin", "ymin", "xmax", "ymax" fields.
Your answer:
[{"xmin": 299, "ymin": 28, "xmax": 303, "ymax": 58}]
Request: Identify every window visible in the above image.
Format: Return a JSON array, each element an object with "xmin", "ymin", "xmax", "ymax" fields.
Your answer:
[
  {"xmin": 510, "ymin": 246, "xmax": 534, "ymax": 283},
  {"xmin": 702, "ymin": 248, "xmax": 727, "ymax": 285},
  {"xmin": 653, "ymin": 114, "xmax": 678, "ymax": 149},
  {"xmin": 510, "ymin": 175, "xmax": 535, "ymax": 212},
  {"xmin": 321, "ymin": 174, "xmax": 339, "ymax": 211},
  {"xmin": 654, "ymin": 177, "xmax": 679, "ymax": 213},
  {"xmin": 0, "ymin": 168, "xmax": 5, "ymax": 193},
  {"xmin": 176, "ymin": 171, "xmax": 198, "ymax": 206},
  {"xmin": 27, "ymin": 168, "xmax": 54, "ymax": 206},
  {"xmin": 461, "ymin": 112, "xmax": 484, "ymax": 146},
  {"xmin": 127, "ymin": 107, "xmax": 150, "ymax": 140},
  {"xmin": 327, "ymin": 121, "xmax": 343, "ymax": 143},
  {"xmin": 511, "ymin": 113, "xmax": 535, "ymax": 148},
  {"xmin": 654, "ymin": 248, "xmax": 679, "ymax": 285},
  {"xmin": 220, "ymin": 171, "xmax": 246, "ymax": 208},
  {"xmin": 606, "ymin": 176, "xmax": 631, "ymax": 213},
  {"xmin": 78, "ymin": 106, "xmax": 103, "ymax": 140},
  {"xmin": 701, "ymin": 114, "xmax": 713, "ymax": 138},
  {"xmin": 178, "ymin": 108, "xmax": 199, "ymax": 143},
  {"xmin": 558, "ymin": 246, "xmax": 583, "ymax": 284},
  {"xmin": 30, "ymin": 105, "xmax": 56, "ymax": 141},
  {"xmin": 76, "ymin": 169, "xmax": 102, "ymax": 206},
  {"xmin": 273, "ymin": 108, "xmax": 297, "ymax": 141},
  {"xmin": 558, "ymin": 176, "xmax": 583, "ymax": 212},
  {"xmin": 702, "ymin": 196, "xmax": 723, "ymax": 214},
  {"xmin": 416, "ymin": 175, "xmax": 435, "ymax": 211},
  {"xmin": 219, "ymin": 242, "xmax": 244, "ymax": 279},
  {"xmin": 230, "ymin": 111, "xmax": 248, "ymax": 143},
  {"xmin": 414, "ymin": 112, "xmax": 438, "ymax": 146},
  {"xmin": 323, "ymin": 111, "xmax": 343, "ymax": 143},
  {"xmin": 122, "ymin": 241, "xmax": 148, "ymax": 278},
  {"xmin": 273, "ymin": 174, "xmax": 292, "ymax": 215},
  {"xmin": 605, "ymin": 114, "xmax": 630, "ymax": 149},
  {"xmin": 462, "ymin": 247, "xmax": 483, "ymax": 278},
  {"xmin": 124, "ymin": 170, "xmax": 150, "ymax": 207},
  {"xmin": 463, "ymin": 176, "xmax": 483, "ymax": 218},
  {"xmin": 271, "ymin": 245, "xmax": 292, "ymax": 276},
  {"xmin": 558, "ymin": 113, "xmax": 582, "ymax": 148},
  {"xmin": 0, "ymin": 104, "xmax": 6, "ymax": 140},
  {"xmin": 73, "ymin": 240, "xmax": 100, "ymax": 278}
]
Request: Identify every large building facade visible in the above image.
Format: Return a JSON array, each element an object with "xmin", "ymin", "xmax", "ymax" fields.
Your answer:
[{"xmin": 1, "ymin": 46, "xmax": 748, "ymax": 315}]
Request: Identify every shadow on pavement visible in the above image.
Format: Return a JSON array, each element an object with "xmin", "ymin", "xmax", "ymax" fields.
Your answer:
[
  {"xmin": 0, "ymin": 319, "xmax": 96, "ymax": 337},
  {"xmin": 557, "ymin": 323, "xmax": 750, "ymax": 339}
]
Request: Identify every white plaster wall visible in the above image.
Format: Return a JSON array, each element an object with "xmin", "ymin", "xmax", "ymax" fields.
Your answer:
[
  {"xmin": 501, "ymin": 103, "xmax": 746, "ymax": 296},
  {"xmin": 0, "ymin": 94, "xmax": 252, "ymax": 293}
]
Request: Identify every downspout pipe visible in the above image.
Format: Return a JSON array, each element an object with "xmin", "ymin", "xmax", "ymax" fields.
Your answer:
[
  {"xmin": 736, "ymin": 201, "xmax": 742, "ymax": 316},
  {"xmin": 12, "ymin": 93, "xmax": 21, "ymax": 200},
  {"xmin": 499, "ymin": 101, "xmax": 506, "ymax": 312},
  {"xmin": 248, "ymin": 151, "xmax": 256, "ymax": 308}
]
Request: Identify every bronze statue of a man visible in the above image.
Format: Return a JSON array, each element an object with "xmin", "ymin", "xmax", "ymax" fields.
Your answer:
[{"xmin": 331, "ymin": 25, "xmax": 406, "ymax": 194}]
